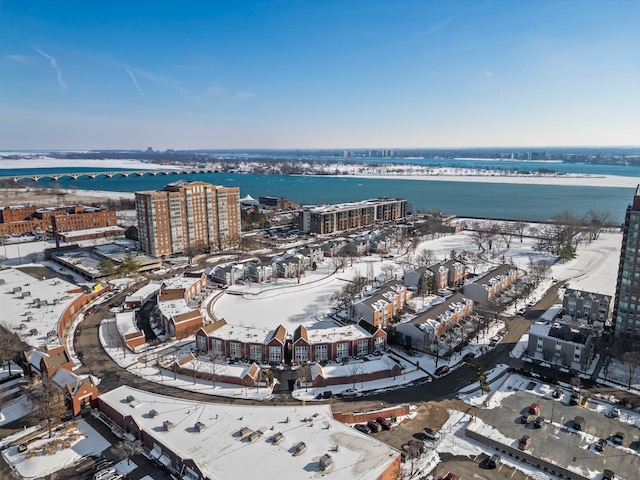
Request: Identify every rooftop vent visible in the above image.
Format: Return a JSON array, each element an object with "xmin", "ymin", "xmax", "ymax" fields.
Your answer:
[
  {"xmin": 238, "ymin": 426, "xmax": 252, "ymax": 437},
  {"xmin": 0, "ymin": 279, "xmax": 5, "ymax": 285},
  {"xmin": 319, "ymin": 454, "xmax": 333, "ymax": 471},
  {"xmin": 271, "ymin": 432, "xmax": 283, "ymax": 445},
  {"xmin": 149, "ymin": 409, "xmax": 158, "ymax": 418},
  {"xmin": 126, "ymin": 395, "xmax": 135, "ymax": 403},
  {"xmin": 195, "ymin": 422, "xmax": 206, "ymax": 432},
  {"xmin": 22, "ymin": 291, "xmax": 31, "ymax": 298},
  {"xmin": 163, "ymin": 420, "xmax": 174, "ymax": 431},
  {"xmin": 13, "ymin": 286, "xmax": 22, "ymax": 293},
  {"xmin": 248, "ymin": 431, "xmax": 260, "ymax": 442},
  {"xmin": 292, "ymin": 441, "xmax": 306, "ymax": 456}
]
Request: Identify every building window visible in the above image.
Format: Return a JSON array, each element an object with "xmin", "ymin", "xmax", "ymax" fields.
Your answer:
[
  {"xmin": 230, "ymin": 342, "xmax": 241, "ymax": 359},
  {"xmin": 269, "ymin": 346, "xmax": 281, "ymax": 363},
  {"xmin": 315, "ymin": 345, "xmax": 328, "ymax": 362},
  {"xmin": 336, "ymin": 343, "xmax": 349, "ymax": 360},
  {"xmin": 555, "ymin": 341, "xmax": 562, "ymax": 352},
  {"xmin": 574, "ymin": 347, "xmax": 581, "ymax": 361},
  {"xmin": 374, "ymin": 336, "xmax": 385, "ymax": 351},
  {"xmin": 196, "ymin": 335, "xmax": 207, "ymax": 352},
  {"xmin": 294, "ymin": 346, "xmax": 308, "ymax": 363},
  {"xmin": 357, "ymin": 340, "xmax": 368, "ymax": 356},
  {"xmin": 212, "ymin": 339, "xmax": 223, "ymax": 356},
  {"xmin": 536, "ymin": 338, "xmax": 543, "ymax": 353},
  {"xmin": 249, "ymin": 345, "xmax": 262, "ymax": 362}
]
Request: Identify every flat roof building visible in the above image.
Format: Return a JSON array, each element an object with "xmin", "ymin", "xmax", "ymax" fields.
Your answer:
[
  {"xmin": 98, "ymin": 386, "xmax": 401, "ymax": 480},
  {"xmin": 300, "ymin": 198, "xmax": 407, "ymax": 235}
]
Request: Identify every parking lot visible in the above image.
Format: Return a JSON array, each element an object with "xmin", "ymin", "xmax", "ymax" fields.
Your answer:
[{"xmin": 476, "ymin": 376, "xmax": 640, "ymax": 480}]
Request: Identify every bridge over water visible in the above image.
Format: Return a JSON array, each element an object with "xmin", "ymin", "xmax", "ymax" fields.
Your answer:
[{"xmin": 0, "ymin": 168, "xmax": 218, "ymax": 183}]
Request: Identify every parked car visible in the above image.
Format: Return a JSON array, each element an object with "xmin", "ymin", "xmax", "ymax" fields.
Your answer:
[
  {"xmin": 486, "ymin": 454, "xmax": 501, "ymax": 469},
  {"xmin": 612, "ymin": 431, "xmax": 625, "ymax": 446},
  {"xmin": 443, "ymin": 473, "xmax": 457, "ymax": 480},
  {"xmin": 367, "ymin": 420, "xmax": 382, "ymax": 433},
  {"xmin": 573, "ymin": 416, "xmax": 585, "ymax": 431},
  {"xmin": 595, "ymin": 438, "xmax": 607, "ymax": 452},
  {"xmin": 354, "ymin": 423, "xmax": 371, "ymax": 434},
  {"xmin": 521, "ymin": 414, "xmax": 535, "ymax": 424},
  {"xmin": 422, "ymin": 427, "xmax": 438, "ymax": 440},
  {"xmin": 434, "ymin": 365, "xmax": 450, "ymax": 376},
  {"xmin": 569, "ymin": 393, "xmax": 579, "ymax": 405},
  {"xmin": 552, "ymin": 387, "xmax": 563, "ymax": 399},
  {"xmin": 376, "ymin": 416, "xmax": 393, "ymax": 430},
  {"xmin": 607, "ymin": 407, "xmax": 621, "ymax": 419},
  {"xmin": 529, "ymin": 403, "xmax": 540, "ymax": 415},
  {"xmin": 462, "ymin": 353, "xmax": 475, "ymax": 362},
  {"xmin": 533, "ymin": 416, "xmax": 545, "ymax": 429},
  {"xmin": 518, "ymin": 435, "xmax": 531, "ymax": 450},
  {"xmin": 602, "ymin": 469, "xmax": 615, "ymax": 480},
  {"xmin": 341, "ymin": 388, "xmax": 360, "ymax": 398}
]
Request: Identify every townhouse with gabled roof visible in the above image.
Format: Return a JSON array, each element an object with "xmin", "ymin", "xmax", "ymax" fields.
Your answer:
[
  {"xmin": 50, "ymin": 367, "xmax": 100, "ymax": 416},
  {"xmin": 292, "ymin": 320, "xmax": 387, "ymax": 364},
  {"xmin": 443, "ymin": 260, "xmax": 466, "ymax": 287},
  {"xmin": 157, "ymin": 273, "xmax": 207, "ymax": 339},
  {"xmin": 562, "ymin": 288, "xmax": 612, "ymax": 324},
  {"xmin": 394, "ymin": 293, "xmax": 474, "ymax": 351},
  {"xmin": 462, "ymin": 264, "xmax": 519, "ymax": 305},
  {"xmin": 404, "ymin": 266, "xmax": 435, "ymax": 290},
  {"xmin": 427, "ymin": 263, "xmax": 450, "ymax": 290},
  {"xmin": 319, "ymin": 238, "xmax": 349, "ymax": 258},
  {"xmin": 195, "ymin": 319, "xmax": 288, "ymax": 365},
  {"xmin": 354, "ymin": 282, "xmax": 407, "ymax": 329},
  {"xmin": 23, "ymin": 345, "xmax": 72, "ymax": 378}
]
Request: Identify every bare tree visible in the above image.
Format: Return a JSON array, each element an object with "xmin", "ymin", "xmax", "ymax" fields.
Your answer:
[
  {"xmin": 381, "ymin": 264, "xmax": 395, "ymax": 281},
  {"xmin": 346, "ymin": 362, "xmax": 363, "ymax": 388},
  {"xmin": 296, "ymin": 364, "xmax": 312, "ymax": 391},
  {"xmin": 584, "ymin": 210, "xmax": 613, "ymax": 241},
  {"xmin": 497, "ymin": 222, "xmax": 517, "ymax": 249},
  {"xmin": 112, "ymin": 439, "xmax": 141, "ymax": 466},
  {"xmin": 30, "ymin": 376, "xmax": 67, "ymax": 438},
  {"xmin": 0, "ymin": 328, "xmax": 25, "ymax": 375},
  {"xmin": 622, "ymin": 351, "xmax": 640, "ymax": 389},
  {"xmin": 414, "ymin": 249, "xmax": 434, "ymax": 267},
  {"xmin": 512, "ymin": 221, "xmax": 528, "ymax": 242}
]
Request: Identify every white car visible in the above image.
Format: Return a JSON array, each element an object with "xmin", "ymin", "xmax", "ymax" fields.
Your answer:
[{"xmin": 341, "ymin": 388, "xmax": 361, "ymax": 398}]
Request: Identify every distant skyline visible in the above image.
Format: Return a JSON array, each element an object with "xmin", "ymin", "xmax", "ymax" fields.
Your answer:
[{"xmin": 1, "ymin": 1, "xmax": 638, "ymax": 150}]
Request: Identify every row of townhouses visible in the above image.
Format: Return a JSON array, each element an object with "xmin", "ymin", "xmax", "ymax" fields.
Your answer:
[
  {"xmin": 562, "ymin": 288, "xmax": 613, "ymax": 324},
  {"xmin": 404, "ymin": 260, "xmax": 467, "ymax": 291},
  {"xmin": 208, "ymin": 230, "xmax": 395, "ymax": 286},
  {"xmin": 195, "ymin": 318, "xmax": 387, "ymax": 365},
  {"xmin": 395, "ymin": 293, "xmax": 474, "ymax": 351}
]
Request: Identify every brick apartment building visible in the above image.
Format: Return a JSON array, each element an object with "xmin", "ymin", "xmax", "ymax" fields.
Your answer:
[
  {"xmin": 0, "ymin": 204, "xmax": 117, "ymax": 237},
  {"xmin": 136, "ymin": 181, "xmax": 241, "ymax": 257},
  {"xmin": 299, "ymin": 197, "xmax": 407, "ymax": 235}
]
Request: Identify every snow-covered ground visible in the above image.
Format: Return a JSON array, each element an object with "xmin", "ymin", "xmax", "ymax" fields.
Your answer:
[{"xmin": 1, "ymin": 418, "xmax": 111, "ymax": 480}]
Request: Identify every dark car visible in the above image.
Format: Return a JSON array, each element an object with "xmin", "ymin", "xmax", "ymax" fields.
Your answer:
[
  {"xmin": 518, "ymin": 435, "xmax": 531, "ymax": 450},
  {"xmin": 462, "ymin": 353, "xmax": 475, "ymax": 362},
  {"xmin": 612, "ymin": 431, "xmax": 625, "ymax": 446},
  {"xmin": 376, "ymin": 416, "xmax": 393, "ymax": 430},
  {"xmin": 533, "ymin": 416, "xmax": 545, "ymax": 429},
  {"xmin": 367, "ymin": 420, "xmax": 382, "ymax": 433},
  {"xmin": 434, "ymin": 365, "xmax": 450, "ymax": 376},
  {"xmin": 552, "ymin": 387, "xmax": 563, "ymax": 399},
  {"xmin": 486, "ymin": 454, "xmax": 501, "ymax": 469},
  {"xmin": 595, "ymin": 438, "xmax": 607, "ymax": 452},
  {"xmin": 602, "ymin": 469, "xmax": 615, "ymax": 480},
  {"xmin": 569, "ymin": 393, "xmax": 579, "ymax": 405},
  {"xmin": 354, "ymin": 423, "xmax": 371, "ymax": 434},
  {"xmin": 422, "ymin": 427, "xmax": 438, "ymax": 440}
]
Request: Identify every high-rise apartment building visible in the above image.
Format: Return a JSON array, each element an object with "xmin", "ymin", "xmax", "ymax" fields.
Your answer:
[
  {"xmin": 136, "ymin": 181, "xmax": 240, "ymax": 258},
  {"xmin": 612, "ymin": 185, "xmax": 640, "ymax": 350}
]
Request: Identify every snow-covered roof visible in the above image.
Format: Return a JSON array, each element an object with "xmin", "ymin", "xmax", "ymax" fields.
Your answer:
[
  {"xmin": 0, "ymin": 267, "xmax": 82, "ymax": 348},
  {"xmin": 99, "ymin": 386, "xmax": 400, "ymax": 480},
  {"xmin": 125, "ymin": 280, "xmax": 163, "ymax": 304},
  {"xmin": 305, "ymin": 323, "xmax": 373, "ymax": 344},
  {"xmin": 205, "ymin": 323, "xmax": 275, "ymax": 344},
  {"xmin": 115, "ymin": 311, "xmax": 140, "ymax": 337}
]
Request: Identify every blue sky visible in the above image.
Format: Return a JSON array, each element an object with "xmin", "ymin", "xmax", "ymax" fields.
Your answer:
[{"xmin": 1, "ymin": 1, "xmax": 638, "ymax": 150}]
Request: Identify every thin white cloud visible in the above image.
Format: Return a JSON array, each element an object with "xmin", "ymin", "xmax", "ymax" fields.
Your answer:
[
  {"xmin": 4, "ymin": 54, "xmax": 27, "ymax": 63},
  {"xmin": 228, "ymin": 91, "xmax": 255, "ymax": 102},
  {"xmin": 125, "ymin": 68, "xmax": 145, "ymax": 98},
  {"xmin": 415, "ymin": 17, "xmax": 455, "ymax": 37},
  {"xmin": 483, "ymin": 71, "xmax": 495, "ymax": 77},
  {"xmin": 121, "ymin": 64, "xmax": 189, "ymax": 96},
  {"xmin": 33, "ymin": 48, "xmax": 67, "ymax": 88}
]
